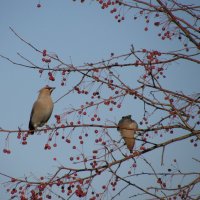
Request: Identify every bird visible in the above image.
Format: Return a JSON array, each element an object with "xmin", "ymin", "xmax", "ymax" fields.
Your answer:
[
  {"xmin": 29, "ymin": 86, "xmax": 55, "ymax": 134},
  {"xmin": 118, "ymin": 115, "xmax": 138, "ymax": 153}
]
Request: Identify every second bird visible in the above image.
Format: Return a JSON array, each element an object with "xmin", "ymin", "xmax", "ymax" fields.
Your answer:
[
  {"xmin": 29, "ymin": 86, "xmax": 55, "ymax": 134},
  {"xmin": 118, "ymin": 115, "xmax": 138, "ymax": 153}
]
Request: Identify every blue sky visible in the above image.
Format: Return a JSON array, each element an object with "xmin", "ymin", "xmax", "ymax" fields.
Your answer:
[{"xmin": 0, "ymin": 0, "xmax": 200, "ymax": 199}]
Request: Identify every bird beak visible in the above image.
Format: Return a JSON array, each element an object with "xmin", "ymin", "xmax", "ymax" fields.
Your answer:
[{"xmin": 50, "ymin": 87, "xmax": 55, "ymax": 93}]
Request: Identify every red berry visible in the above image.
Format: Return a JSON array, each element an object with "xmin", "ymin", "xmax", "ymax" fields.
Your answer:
[
  {"xmin": 3, "ymin": 149, "xmax": 7, "ymax": 153},
  {"xmin": 37, "ymin": 3, "xmax": 41, "ymax": 8},
  {"xmin": 140, "ymin": 146, "xmax": 146, "ymax": 150},
  {"xmin": 91, "ymin": 117, "xmax": 95, "ymax": 121},
  {"xmin": 7, "ymin": 149, "xmax": 11, "ymax": 154},
  {"xmin": 53, "ymin": 143, "xmax": 57, "ymax": 147},
  {"xmin": 157, "ymin": 178, "xmax": 162, "ymax": 184},
  {"xmin": 48, "ymin": 72, "xmax": 52, "ymax": 76},
  {"xmin": 42, "ymin": 49, "xmax": 47, "ymax": 57},
  {"xmin": 79, "ymin": 135, "xmax": 82, "ymax": 140},
  {"xmin": 22, "ymin": 141, "xmax": 27, "ymax": 145},
  {"xmin": 39, "ymin": 69, "xmax": 43, "ymax": 74},
  {"xmin": 117, "ymin": 104, "xmax": 121, "ymax": 108},
  {"xmin": 49, "ymin": 76, "xmax": 55, "ymax": 81},
  {"xmin": 95, "ymin": 130, "xmax": 98, "ymax": 134},
  {"xmin": 44, "ymin": 144, "xmax": 48, "ymax": 150},
  {"xmin": 70, "ymin": 157, "xmax": 74, "ymax": 161},
  {"xmin": 142, "ymin": 49, "xmax": 147, "ymax": 52},
  {"xmin": 102, "ymin": 185, "xmax": 106, "ymax": 189},
  {"xmin": 66, "ymin": 139, "xmax": 71, "ymax": 143},
  {"xmin": 132, "ymin": 163, "xmax": 137, "ymax": 168},
  {"xmin": 154, "ymin": 22, "xmax": 160, "ymax": 26}
]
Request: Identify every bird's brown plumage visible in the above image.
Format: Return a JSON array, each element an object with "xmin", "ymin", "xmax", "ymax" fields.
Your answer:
[
  {"xmin": 29, "ymin": 86, "xmax": 55, "ymax": 134},
  {"xmin": 118, "ymin": 115, "xmax": 138, "ymax": 153}
]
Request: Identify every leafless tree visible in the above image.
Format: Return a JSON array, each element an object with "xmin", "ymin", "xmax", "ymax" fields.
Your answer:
[{"xmin": 0, "ymin": 0, "xmax": 200, "ymax": 199}]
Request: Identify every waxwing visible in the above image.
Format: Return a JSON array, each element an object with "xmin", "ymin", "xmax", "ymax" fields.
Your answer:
[
  {"xmin": 29, "ymin": 86, "xmax": 55, "ymax": 134},
  {"xmin": 118, "ymin": 115, "xmax": 138, "ymax": 153}
]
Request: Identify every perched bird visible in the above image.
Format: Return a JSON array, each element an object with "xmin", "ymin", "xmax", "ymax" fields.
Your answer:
[
  {"xmin": 29, "ymin": 86, "xmax": 55, "ymax": 134},
  {"xmin": 118, "ymin": 115, "xmax": 138, "ymax": 153}
]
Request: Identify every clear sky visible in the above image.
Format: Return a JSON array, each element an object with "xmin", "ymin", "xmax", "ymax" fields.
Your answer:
[{"xmin": 0, "ymin": 0, "xmax": 199, "ymax": 199}]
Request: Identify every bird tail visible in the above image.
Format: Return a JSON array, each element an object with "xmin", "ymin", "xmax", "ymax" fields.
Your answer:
[{"xmin": 29, "ymin": 122, "xmax": 35, "ymax": 134}]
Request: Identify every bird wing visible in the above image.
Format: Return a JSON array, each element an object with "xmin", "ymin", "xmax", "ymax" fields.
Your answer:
[
  {"xmin": 29, "ymin": 101, "xmax": 37, "ymax": 130},
  {"xmin": 29, "ymin": 98, "xmax": 54, "ymax": 128}
]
